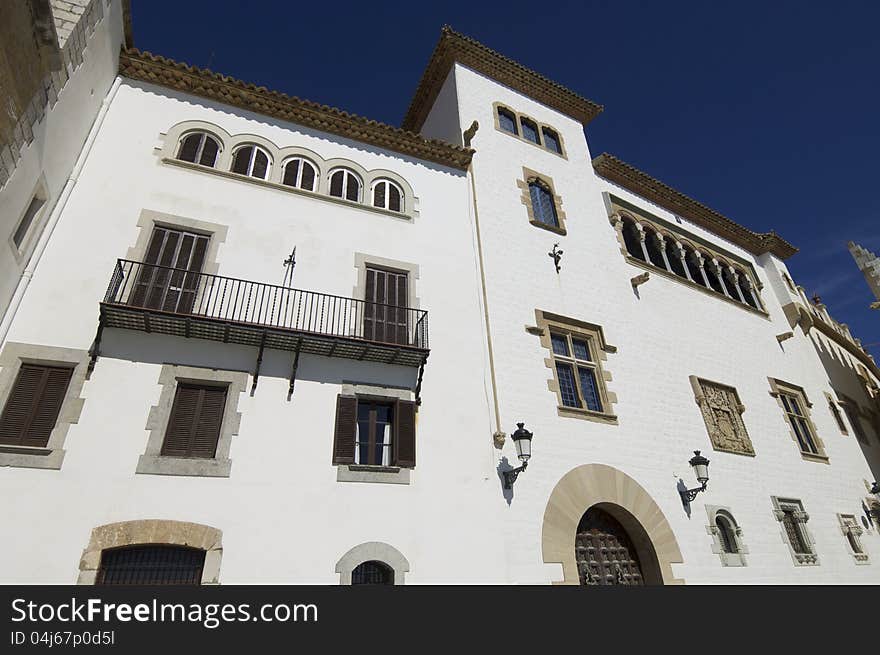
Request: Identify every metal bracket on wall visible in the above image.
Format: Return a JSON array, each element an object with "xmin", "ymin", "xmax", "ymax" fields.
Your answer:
[
  {"xmin": 251, "ymin": 331, "xmax": 267, "ymax": 395},
  {"xmin": 287, "ymin": 344, "xmax": 301, "ymax": 401},
  {"xmin": 414, "ymin": 358, "xmax": 427, "ymax": 407},
  {"xmin": 86, "ymin": 310, "xmax": 106, "ymax": 379}
]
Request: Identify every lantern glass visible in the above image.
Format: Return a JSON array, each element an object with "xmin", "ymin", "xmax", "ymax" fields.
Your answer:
[
  {"xmin": 689, "ymin": 450, "xmax": 710, "ymax": 485},
  {"xmin": 511, "ymin": 423, "xmax": 533, "ymax": 463}
]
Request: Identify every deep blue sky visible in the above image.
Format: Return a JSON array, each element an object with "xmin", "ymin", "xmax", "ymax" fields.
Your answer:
[{"xmin": 130, "ymin": 1, "xmax": 880, "ymax": 357}]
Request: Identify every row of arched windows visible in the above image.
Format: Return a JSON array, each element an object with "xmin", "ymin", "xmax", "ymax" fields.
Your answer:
[
  {"xmin": 176, "ymin": 131, "xmax": 405, "ymax": 213},
  {"xmin": 618, "ymin": 214, "xmax": 762, "ymax": 310}
]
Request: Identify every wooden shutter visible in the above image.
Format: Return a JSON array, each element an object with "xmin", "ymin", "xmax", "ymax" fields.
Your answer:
[
  {"xmin": 332, "ymin": 395, "xmax": 357, "ymax": 464},
  {"xmin": 0, "ymin": 364, "xmax": 72, "ymax": 447},
  {"xmin": 393, "ymin": 399, "xmax": 416, "ymax": 468},
  {"xmin": 160, "ymin": 383, "xmax": 227, "ymax": 458}
]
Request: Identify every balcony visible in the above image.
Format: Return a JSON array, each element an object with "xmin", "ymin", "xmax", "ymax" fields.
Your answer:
[{"xmin": 89, "ymin": 260, "xmax": 429, "ymax": 395}]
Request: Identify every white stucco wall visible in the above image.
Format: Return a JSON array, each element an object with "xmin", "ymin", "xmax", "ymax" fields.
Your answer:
[
  {"xmin": 0, "ymin": 80, "xmax": 506, "ymax": 583},
  {"xmin": 452, "ymin": 62, "xmax": 880, "ymax": 584}
]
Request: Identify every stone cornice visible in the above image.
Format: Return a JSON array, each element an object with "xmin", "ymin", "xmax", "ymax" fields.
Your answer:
[
  {"xmin": 402, "ymin": 26, "xmax": 603, "ymax": 132},
  {"xmin": 118, "ymin": 48, "xmax": 474, "ymax": 171},
  {"xmin": 593, "ymin": 153, "xmax": 798, "ymax": 260}
]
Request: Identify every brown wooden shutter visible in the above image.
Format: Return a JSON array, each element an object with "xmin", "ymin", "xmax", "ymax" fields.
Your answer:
[
  {"xmin": 393, "ymin": 399, "xmax": 416, "ymax": 468},
  {"xmin": 161, "ymin": 384, "xmax": 226, "ymax": 458},
  {"xmin": 0, "ymin": 364, "xmax": 72, "ymax": 447},
  {"xmin": 332, "ymin": 395, "xmax": 357, "ymax": 464}
]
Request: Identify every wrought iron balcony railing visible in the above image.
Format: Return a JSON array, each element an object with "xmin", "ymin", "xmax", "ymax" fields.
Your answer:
[{"xmin": 89, "ymin": 259, "xmax": 429, "ymax": 394}]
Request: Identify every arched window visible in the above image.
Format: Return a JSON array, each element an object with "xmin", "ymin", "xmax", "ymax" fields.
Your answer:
[
  {"xmin": 176, "ymin": 132, "xmax": 220, "ymax": 167},
  {"xmin": 719, "ymin": 262, "xmax": 739, "ymax": 299},
  {"xmin": 351, "ymin": 560, "xmax": 394, "ymax": 585},
  {"xmin": 684, "ymin": 247, "xmax": 707, "ymax": 287},
  {"xmin": 542, "ymin": 127, "xmax": 562, "ymax": 154},
  {"xmin": 372, "ymin": 179, "xmax": 403, "ymax": 212},
  {"xmin": 736, "ymin": 269, "xmax": 759, "ymax": 309},
  {"xmin": 230, "ymin": 145, "xmax": 270, "ymax": 180},
  {"xmin": 281, "ymin": 157, "xmax": 317, "ymax": 191},
  {"xmin": 521, "ymin": 117, "xmax": 539, "ymax": 143},
  {"xmin": 644, "ymin": 228, "xmax": 667, "ymax": 269},
  {"xmin": 621, "ymin": 218, "xmax": 645, "ymax": 261},
  {"xmin": 329, "ymin": 168, "xmax": 361, "ymax": 202},
  {"xmin": 703, "ymin": 255, "xmax": 725, "ymax": 294},
  {"xmin": 96, "ymin": 545, "xmax": 206, "ymax": 585},
  {"xmin": 497, "ymin": 106, "xmax": 518, "ymax": 135},
  {"xmin": 664, "ymin": 238, "xmax": 687, "ymax": 278},
  {"xmin": 528, "ymin": 179, "xmax": 558, "ymax": 228},
  {"xmin": 715, "ymin": 515, "xmax": 739, "ymax": 554}
]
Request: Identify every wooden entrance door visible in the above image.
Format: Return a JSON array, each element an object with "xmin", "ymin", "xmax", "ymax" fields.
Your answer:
[
  {"xmin": 130, "ymin": 226, "xmax": 209, "ymax": 314},
  {"xmin": 575, "ymin": 507, "xmax": 645, "ymax": 585},
  {"xmin": 363, "ymin": 266, "xmax": 409, "ymax": 345}
]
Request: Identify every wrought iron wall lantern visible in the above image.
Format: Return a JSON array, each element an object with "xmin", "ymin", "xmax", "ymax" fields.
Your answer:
[
  {"xmin": 680, "ymin": 450, "xmax": 710, "ymax": 503},
  {"xmin": 502, "ymin": 423, "xmax": 533, "ymax": 489}
]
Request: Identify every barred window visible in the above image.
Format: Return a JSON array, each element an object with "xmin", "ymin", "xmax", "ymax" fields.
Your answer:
[
  {"xmin": 351, "ymin": 560, "xmax": 393, "ymax": 585},
  {"xmin": 715, "ymin": 515, "xmax": 738, "ymax": 554},
  {"xmin": 497, "ymin": 107, "xmax": 518, "ymax": 135},
  {"xmin": 521, "ymin": 117, "xmax": 539, "ymax": 144},
  {"xmin": 542, "ymin": 127, "xmax": 562, "ymax": 154}
]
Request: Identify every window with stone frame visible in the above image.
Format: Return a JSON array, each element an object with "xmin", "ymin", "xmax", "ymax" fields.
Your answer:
[
  {"xmin": 841, "ymin": 399, "xmax": 869, "ymax": 444},
  {"xmin": 768, "ymin": 379, "xmax": 827, "ymax": 461},
  {"xmin": 825, "ymin": 391, "xmax": 849, "ymax": 434},
  {"xmin": 771, "ymin": 497, "xmax": 818, "ymax": 566},
  {"xmin": 838, "ymin": 513, "xmax": 869, "ymax": 564},
  {"xmin": 517, "ymin": 168, "xmax": 567, "ymax": 235},
  {"xmin": 689, "ymin": 377, "xmax": 754, "ymax": 456},
  {"xmin": 532, "ymin": 310, "xmax": 618, "ymax": 424},
  {"xmin": 705, "ymin": 505, "xmax": 748, "ymax": 567}
]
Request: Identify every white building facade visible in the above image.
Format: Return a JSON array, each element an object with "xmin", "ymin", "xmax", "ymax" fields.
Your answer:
[{"xmin": 1, "ymin": 5, "xmax": 878, "ymax": 585}]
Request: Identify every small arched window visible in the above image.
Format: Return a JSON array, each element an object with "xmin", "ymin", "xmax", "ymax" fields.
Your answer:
[
  {"xmin": 715, "ymin": 515, "xmax": 739, "ymax": 554},
  {"xmin": 521, "ymin": 117, "xmax": 539, "ymax": 144},
  {"xmin": 372, "ymin": 179, "xmax": 403, "ymax": 212},
  {"xmin": 736, "ymin": 269, "xmax": 759, "ymax": 309},
  {"xmin": 621, "ymin": 218, "xmax": 645, "ymax": 261},
  {"xmin": 703, "ymin": 255, "xmax": 725, "ymax": 294},
  {"xmin": 644, "ymin": 228, "xmax": 667, "ymax": 269},
  {"xmin": 665, "ymin": 238, "xmax": 687, "ymax": 278},
  {"xmin": 177, "ymin": 132, "xmax": 220, "ymax": 167},
  {"xmin": 329, "ymin": 168, "xmax": 361, "ymax": 202},
  {"xmin": 282, "ymin": 157, "xmax": 317, "ymax": 191},
  {"xmin": 497, "ymin": 106, "xmax": 518, "ymax": 135},
  {"xmin": 684, "ymin": 247, "xmax": 707, "ymax": 287},
  {"xmin": 351, "ymin": 560, "xmax": 393, "ymax": 585},
  {"xmin": 720, "ymin": 262, "xmax": 740, "ymax": 300},
  {"xmin": 528, "ymin": 179, "xmax": 558, "ymax": 227},
  {"xmin": 231, "ymin": 145, "xmax": 270, "ymax": 180},
  {"xmin": 542, "ymin": 127, "xmax": 562, "ymax": 154}
]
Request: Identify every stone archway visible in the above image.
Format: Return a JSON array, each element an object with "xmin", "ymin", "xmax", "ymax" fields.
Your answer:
[
  {"xmin": 77, "ymin": 520, "xmax": 223, "ymax": 585},
  {"xmin": 542, "ymin": 464, "xmax": 684, "ymax": 585}
]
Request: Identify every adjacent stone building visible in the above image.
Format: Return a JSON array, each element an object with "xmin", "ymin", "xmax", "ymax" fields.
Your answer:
[
  {"xmin": 849, "ymin": 241, "xmax": 880, "ymax": 307},
  {"xmin": 0, "ymin": 3, "xmax": 878, "ymax": 585}
]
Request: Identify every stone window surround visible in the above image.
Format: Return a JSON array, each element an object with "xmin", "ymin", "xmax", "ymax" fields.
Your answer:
[
  {"xmin": 688, "ymin": 376, "xmax": 755, "ymax": 457},
  {"xmin": 824, "ymin": 391, "xmax": 849, "ymax": 435},
  {"xmin": 542, "ymin": 464, "xmax": 684, "ymax": 585},
  {"xmin": 155, "ymin": 120, "xmax": 419, "ymax": 221},
  {"xmin": 126, "ymin": 208, "xmax": 227, "ymax": 278},
  {"xmin": 335, "ymin": 541, "xmax": 410, "ymax": 585},
  {"xmin": 767, "ymin": 378, "xmax": 828, "ymax": 463},
  {"xmin": 352, "ymin": 253, "xmax": 420, "ymax": 312},
  {"xmin": 531, "ymin": 309, "xmax": 618, "ymax": 424},
  {"xmin": 77, "ymin": 520, "xmax": 223, "ymax": 585},
  {"xmin": 0, "ymin": 342, "xmax": 89, "ymax": 470},
  {"xmin": 771, "ymin": 496, "xmax": 819, "ymax": 566},
  {"xmin": 8, "ymin": 175, "xmax": 49, "ymax": 264},
  {"xmin": 705, "ymin": 505, "xmax": 748, "ymax": 567},
  {"xmin": 491, "ymin": 101, "xmax": 568, "ymax": 159},
  {"xmin": 837, "ymin": 513, "xmax": 869, "ymax": 564},
  {"xmin": 136, "ymin": 365, "xmax": 247, "ymax": 478},
  {"xmin": 607, "ymin": 202, "xmax": 767, "ymax": 318},
  {"xmin": 336, "ymin": 382, "xmax": 414, "ymax": 485},
  {"xmin": 516, "ymin": 167, "xmax": 567, "ymax": 236}
]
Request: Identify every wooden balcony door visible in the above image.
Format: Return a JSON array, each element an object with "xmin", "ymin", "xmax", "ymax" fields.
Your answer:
[
  {"xmin": 363, "ymin": 266, "xmax": 408, "ymax": 345},
  {"xmin": 130, "ymin": 227, "xmax": 209, "ymax": 314}
]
